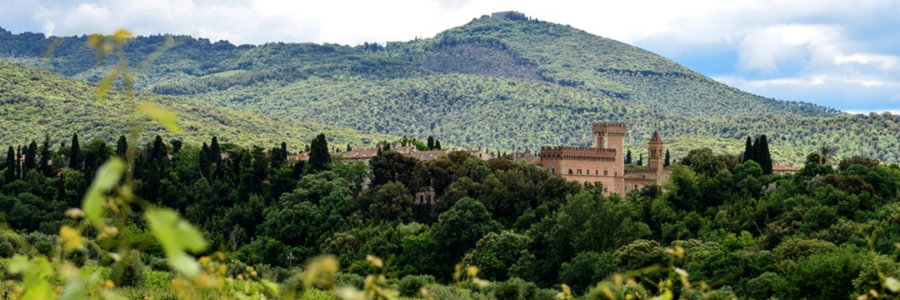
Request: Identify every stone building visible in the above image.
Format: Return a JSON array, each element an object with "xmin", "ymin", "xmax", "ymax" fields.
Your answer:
[{"xmin": 539, "ymin": 123, "xmax": 671, "ymax": 195}]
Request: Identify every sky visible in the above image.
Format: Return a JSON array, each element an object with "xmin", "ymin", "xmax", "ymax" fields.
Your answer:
[{"xmin": 1, "ymin": 0, "xmax": 899, "ymax": 113}]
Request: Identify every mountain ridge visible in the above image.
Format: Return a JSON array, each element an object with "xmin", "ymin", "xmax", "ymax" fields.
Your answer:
[{"xmin": 2, "ymin": 14, "xmax": 898, "ymax": 166}]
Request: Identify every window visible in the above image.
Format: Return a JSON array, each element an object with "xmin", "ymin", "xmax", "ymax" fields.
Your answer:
[
  {"xmin": 614, "ymin": 169, "xmax": 618, "ymax": 177},
  {"xmin": 577, "ymin": 169, "xmax": 582, "ymax": 175},
  {"xmin": 548, "ymin": 167, "xmax": 554, "ymax": 174},
  {"xmin": 603, "ymin": 187, "xmax": 608, "ymax": 193},
  {"xmin": 568, "ymin": 169, "xmax": 573, "ymax": 175},
  {"xmin": 604, "ymin": 169, "xmax": 608, "ymax": 176},
  {"xmin": 595, "ymin": 170, "xmax": 598, "ymax": 175},
  {"xmin": 418, "ymin": 195, "xmax": 423, "ymax": 203}
]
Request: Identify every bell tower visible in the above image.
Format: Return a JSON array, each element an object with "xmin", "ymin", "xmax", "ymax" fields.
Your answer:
[{"xmin": 648, "ymin": 131, "xmax": 664, "ymax": 172}]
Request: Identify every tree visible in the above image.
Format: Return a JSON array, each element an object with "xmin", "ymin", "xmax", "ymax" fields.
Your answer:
[
  {"xmin": 625, "ymin": 150, "xmax": 632, "ymax": 164},
  {"xmin": 4, "ymin": 146, "xmax": 14, "ymax": 183},
  {"xmin": 637, "ymin": 153, "xmax": 643, "ymax": 166},
  {"xmin": 346, "ymin": 143, "xmax": 352, "ymax": 152},
  {"xmin": 664, "ymin": 149, "xmax": 671, "ymax": 167},
  {"xmin": 743, "ymin": 136, "xmax": 754, "ymax": 163},
  {"xmin": 460, "ymin": 231, "xmax": 532, "ymax": 281},
  {"xmin": 367, "ymin": 181, "xmax": 414, "ymax": 223},
  {"xmin": 818, "ymin": 143, "xmax": 837, "ymax": 165},
  {"xmin": 308, "ymin": 133, "xmax": 331, "ymax": 173},
  {"xmin": 199, "ymin": 143, "xmax": 211, "ymax": 178},
  {"xmin": 39, "ymin": 134, "xmax": 52, "ymax": 177},
  {"xmin": 757, "ymin": 135, "xmax": 773, "ymax": 175},
  {"xmin": 115, "ymin": 135, "xmax": 128, "ymax": 158},
  {"xmin": 434, "ymin": 140, "xmax": 442, "ymax": 150},
  {"xmin": 69, "ymin": 133, "xmax": 80, "ymax": 170},
  {"xmin": 23, "ymin": 140, "xmax": 37, "ymax": 175},
  {"xmin": 431, "ymin": 197, "xmax": 500, "ymax": 270},
  {"xmin": 427, "ymin": 136, "xmax": 435, "ymax": 150}
]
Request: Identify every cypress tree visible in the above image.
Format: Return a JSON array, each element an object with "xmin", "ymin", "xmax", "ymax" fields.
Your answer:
[
  {"xmin": 743, "ymin": 136, "xmax": 754, "ymax": 163},
  {"xmin": 637, "ymin": 153, "xmax": 643, "ymax": 166},
  {"xmin": 625, "ymin": 150, "xmax": 632, "ymax": 164},
  {"xmin": 170, "ymin": 140, "xmax": 183, "ymax": 155},
  {"xmin": 210, "ymin": 136, "xmax": 222, "ymax": 165},
  {"xmin": 4, "ymin": 146, "xmax": 14, "ymax": 183},
  {"xmin": 758, "ymin": 135, "xmax": 773, "ymax": 175},
  {"xmin": 69, "ymin": 133, "xmax": 80, "ymax": 170},
  {"xmin": 16, "ymin": 146, "xmax": 22, "ymax": 179},
  {"xmin": 115, "ymin": 135, "xmax": 128, "ymax": 158},
  {"xmin": 39, "ymin": 135, "xmax": 52, "ymax": 177},
  {"xmin": 308, "ymin": 133, "xmax": 331, "ymax": 173},
  {"xmin": 199, "ymin": 143, "xmax": 211, "ymax": 178},
  {"xmin": 347, "ymin": 143, "xmax": 352, "ymax": 152},
  {"xmin": 24, "ymin": 140, "xmax": 37, "ymax": 175},
  {"xmin": 434, "ymin": 140, "xmax": 442, "ymax": 150},
  {"xmin": 427, "ymin": 136, "xmax": 435, "ymax": 150},
  {"xmin": 664, "ymin": 149, "xmax": 671, "ymax": 167}
]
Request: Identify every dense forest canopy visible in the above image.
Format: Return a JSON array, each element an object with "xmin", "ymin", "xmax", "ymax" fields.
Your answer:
[{"xmin": 1, "ymin": 128, "xmax": 899, "ymax": 299}]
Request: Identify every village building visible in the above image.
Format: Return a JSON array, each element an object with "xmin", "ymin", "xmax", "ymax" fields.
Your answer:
[
  {"xmin": 772, "ymin": 164, "xmax": 800, "ymax": 175},
  {"xmin": 539, "ymin": 123, "xmax": 672, "ymax": 195}
]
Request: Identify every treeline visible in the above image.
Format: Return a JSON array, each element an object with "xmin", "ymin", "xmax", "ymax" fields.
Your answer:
[{"xmin": 2, "ymin": 130, "xmax": 900, "ymax": 299}]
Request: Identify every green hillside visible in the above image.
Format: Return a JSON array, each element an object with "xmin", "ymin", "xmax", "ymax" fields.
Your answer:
[
  {"xmin": 2, "ymin": 13, "xmax": 898, "ymax": 166},
  {"xmin": 0, "ymin": 60, "xmax": 394, "ymax": 149}
]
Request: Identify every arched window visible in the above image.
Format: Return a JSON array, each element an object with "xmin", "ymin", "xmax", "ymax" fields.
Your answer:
[{"xmin": 568, "ymin": 169, "xmax": 573, "ymax": 175}]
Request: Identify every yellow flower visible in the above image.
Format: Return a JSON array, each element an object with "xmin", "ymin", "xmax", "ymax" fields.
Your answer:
[{"xmin": 59, "ymin": 225, "xmax": 83, "ymax": 251}]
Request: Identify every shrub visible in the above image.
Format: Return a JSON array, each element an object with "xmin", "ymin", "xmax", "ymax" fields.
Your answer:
[
  {"xmin": 111, "ymin": 250, "xmax": 145, "ymax": 288},
  {"xmin": 334, "ymin": 272, "xmax": 365, "ymax": 290},
  {"xmin": 398, "ymin": 275, "xmax": 434, "ymax": 296},
  {"xmin": 66, "ymin": 247, "xmax": 88, "ymax": 267},
  {"xmin": 35, "ymin": 241, "xmax": 53, "ymax": 257},
  {"xmin": 0, "ymin": 241, "xmax": 14, "ymax": 257}
]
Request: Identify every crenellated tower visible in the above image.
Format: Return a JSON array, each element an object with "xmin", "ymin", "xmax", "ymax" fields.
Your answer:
[
  {"xmin": 593, "ymin": 122, "xmax": 627, "ymax": 166},
  {"xmin": 648, "ymin": 131, "xmax": 664, "ymax": 172}
]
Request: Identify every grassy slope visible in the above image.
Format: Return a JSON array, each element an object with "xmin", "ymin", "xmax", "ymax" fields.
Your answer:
[{"xmin": 0, "ymin": 60, "xmax": 395, "ymax": 150}]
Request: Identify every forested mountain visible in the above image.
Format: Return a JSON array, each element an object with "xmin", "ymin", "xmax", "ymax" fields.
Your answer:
[
  {"xmin": 0, "ymin": 60, "xmax": 394, "ymax": 149},
  {"xmin": 2, "ymin": 12, "xmax": 897, "ymax": 165}
]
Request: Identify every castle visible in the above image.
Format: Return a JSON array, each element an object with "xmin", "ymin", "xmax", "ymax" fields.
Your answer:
[{"xmin": 539, "ymin": 123, "xmax": 671, "ymax": 195}]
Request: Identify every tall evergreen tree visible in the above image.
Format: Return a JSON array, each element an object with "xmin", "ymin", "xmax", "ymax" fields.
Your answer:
[
  {"xmin": 758, "ymin": 135, "xmax": 773, "ymax": 175},
  {"xmin": 209, "ymin": 136, "xmax": 222, "ymax": 165},
  {"xmin": 435, "ymin": 140, "xmax": 442, "ymax": 150},
  {"xmin": 16, "ymin": 146, "xmax": 22, "ymax": 179},
  {"xmin": 427, "ymin": 136, "xmax": 435, "ymax": 150},
  {"xmin": 170, "ymin": 139, "xmax": 183, "ymax": 155},
  {"xmin": 69, "ymin": 133, "xmax": 80, "ymax": 170},
  {"xmin": 4, "ymin": 146, "xmax": 14, "ymax": 183},
  {"xmin": 115, "ymin": 135, "xmax": 128, "ymax": 158},
  {"xmin": 199, "ymin": 143, "xmax": 211, "ymax": 178},
  {"xmin": 664, "ymin": 149, "xmax": 671, "ymax": 167},
  {"xmin": 637, "ymin": 153, "xmax": 643, "ymax": 166},
  {"xmin": 24, "ymin": 140, "xmax": 37, "ymax": 175},
  {"xmin": 347, "ymin": 143, "xmax": 352, "ymax": 152},
  {"xmin": 743, "ymin": 136, "xmax": 754, "ymax": 163},
  {"xmin": 308, "ymin": 133, "xmax": 331, "ymax": 172},
  {"xmin": 39, "ymin": 135, "xmax": 52, "ymax": 177},
  {"xmin": 625, "ymin": 150, "xmax": 633, "ymax": 164}
]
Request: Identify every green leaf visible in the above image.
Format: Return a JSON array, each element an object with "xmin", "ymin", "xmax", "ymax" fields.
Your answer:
[
  {"xmin": 139, "ymin": 101, "xmax": 181, "ymax": 133},
  {"xmin": 886, "ymin": 277, "xmax": 900, "ymax": 292},
  {"xmin": 145, "ymin": 208, "xmax": 208, "ymax": 278},
  {"xmin": 82, "ymin": 158, "xmax": 126, "ymax": 228}
]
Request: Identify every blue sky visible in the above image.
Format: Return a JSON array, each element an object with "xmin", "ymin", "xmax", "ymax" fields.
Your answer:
[{"xmin": 1, "ymin": 0, "xmax": 899, "ymax": 113}]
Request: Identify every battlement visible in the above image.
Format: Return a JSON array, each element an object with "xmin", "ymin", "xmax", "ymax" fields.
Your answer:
[
  {"xmin": 593, "ymin": 122, "xmax": 627, "ymax": 134},
  {"xmin": 540, "ymin": 146, "xmax": 617, "ymax": 161}
]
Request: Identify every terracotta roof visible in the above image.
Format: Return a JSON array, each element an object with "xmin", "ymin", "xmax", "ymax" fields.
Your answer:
[
  {"xmin": 409, "ymin": 151, "xmax": 448, "ymax": 160},
  {"xmin": 340, "ymin": 148, "xmax": 380, "ymax": 159},
  {"xmin": 772, "ymin": 164, "xmax": 799, "ymax": 171},
  {"xmin": 650, "ymin": 131, "xmax": 662, "ymax": 142}
]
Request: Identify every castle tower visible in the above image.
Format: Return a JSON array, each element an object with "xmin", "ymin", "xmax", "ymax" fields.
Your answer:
[
  {"xmin": 648, "ymin": 131, "xmax": 664, "ymax": 172},
  {"xmin": 593, "ymin": 123, "xmax": 627, "ymax": 167}
]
